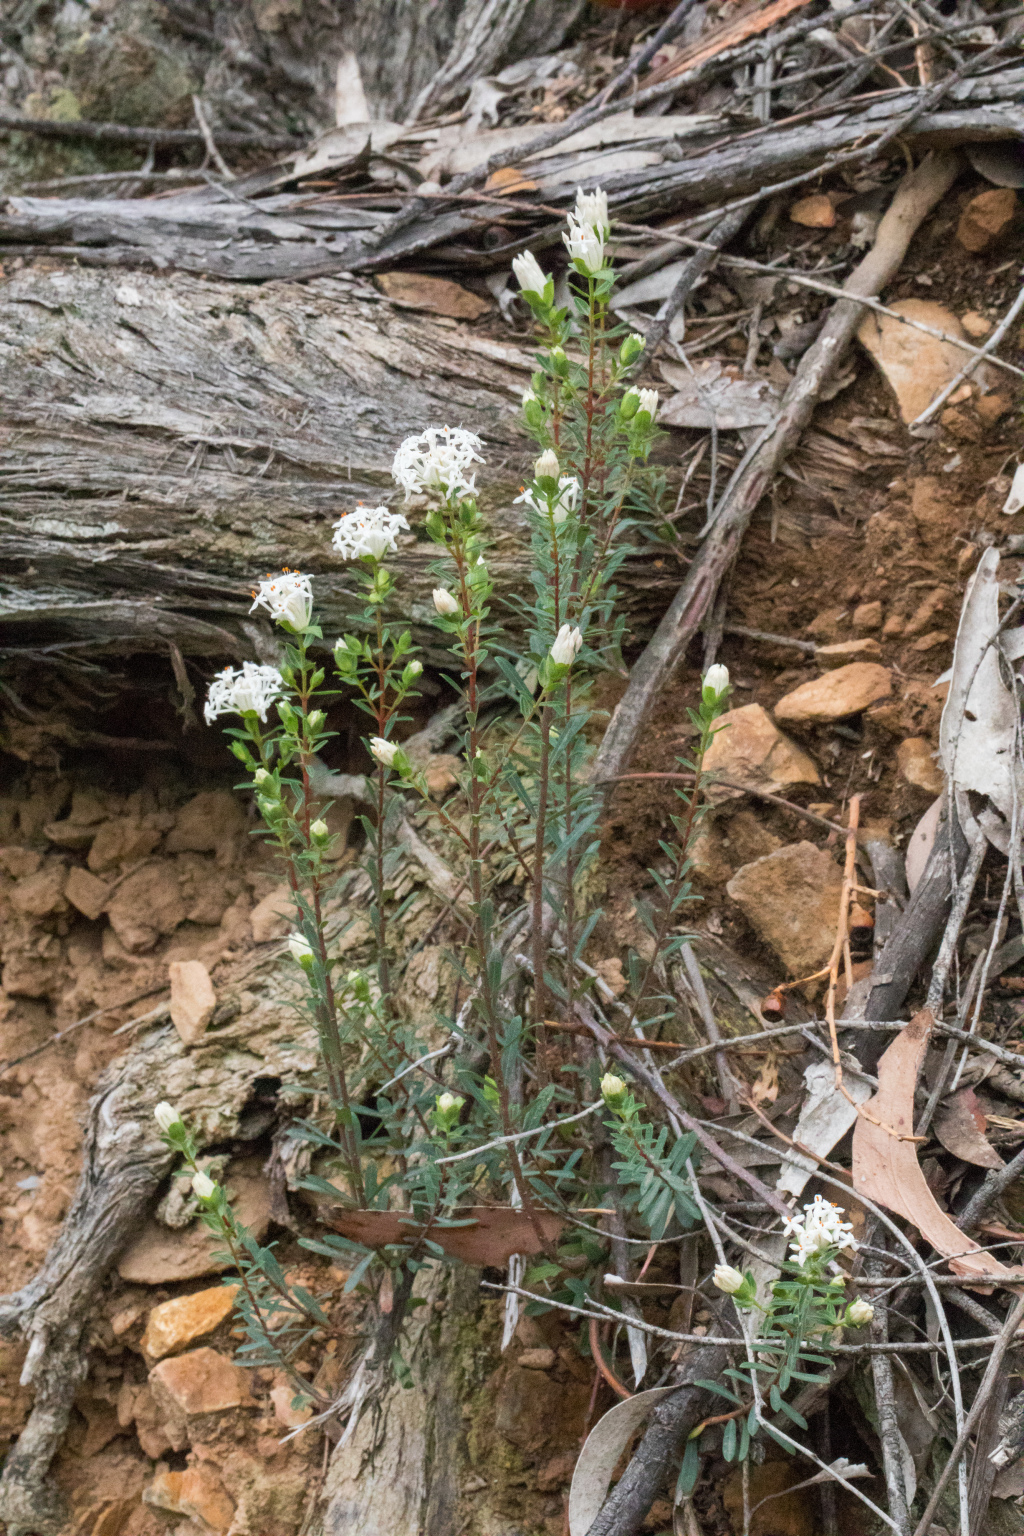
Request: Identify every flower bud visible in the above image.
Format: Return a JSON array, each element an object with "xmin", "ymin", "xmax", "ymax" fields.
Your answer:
[
  {"xmin": 619, "ymin": 332, "xmax": 645, "ymax": 366},
  {"xmin": 701, "ymin": 664, "xmax": 730, "ymax": 706},
  {"xmin": 288, "ymin": 932, "xmax": 314, "ymax": 967},
  {"xmin": 369, "ymin": 736, "xmax": 398, "ymax": 768},
  {"xmin": 154, "ymin": 1102, "xmax": 182, "ymax": 1134},
  {"xmin": 550, "ymin": 624, "xmax": 583, "ymax": 668},
  {"xmin": 600, "ymin": 1072, "xmax": 627, "ymax": 1105},
  {"xmin": 191, "ymin": 1169, "xmax": 217, "ymax": 1200},
  {"xmin": 634, "ymin": 388, "xmax": 659, "ymax": 422},
  {"xmin": 406, "ymin": 659, "xmax": 423, "ymax": 678},
  {"xmin": 549, "ymin": 347, "xmax": 569, "ymax": 378},
  {"xmin": 310, "ymin": 819, "xmax": 329, "ymax": 840},
  {"xmin": 534, "ymin": 449, "xmax": 560, "ymax": 481},
  {"xmin": 712, "ymin": 1264, "xmax": 746, "ymax": 1295},
  {"xmin": 620, "ymin": 388, "xmax": 640, "ymax": 421},
  {"xmin": 434, "ymin": 1091, "xmax": 466, "ymax": 1130},
  {"xmin": 512, "ymin": 250, "xmax": 550, "ymax": 298},
  {"xmin": 845, "ymin": 1298, "xmax": 874, "ymax": 1328},
  {"xmin": 253, "ymin": 768, "xmax": 270, "ymax": 785},
  {"xmin": 433, "ymin": 587, "xmax": 460, "ymax": 617},
  {"xmin": 307, "ymin": 709, "xmax": 326, "ymax": 734}
]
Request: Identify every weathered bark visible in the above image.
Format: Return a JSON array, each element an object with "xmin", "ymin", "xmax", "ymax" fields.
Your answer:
[{"xmin": 0, "ymin": 264, "xmax": 676, "ymax": 681}]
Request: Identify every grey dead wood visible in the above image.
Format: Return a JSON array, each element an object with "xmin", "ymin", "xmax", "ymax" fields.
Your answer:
[{"xmin": 591, "ymin": 149, "xmax": 959, "ymax": 793}]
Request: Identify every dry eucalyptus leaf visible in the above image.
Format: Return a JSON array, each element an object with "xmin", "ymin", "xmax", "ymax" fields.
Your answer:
[
  {"xmin": 568, "ymin": 1387, "xmax": 679, "ymax": 1536},
  {"xmin": 933, "ymin": 1087, "xmax": 1004, "ymax": 1170},
  {"xmin": 327, "ymin": 1206, "xmax": 564, "ymax": 1266}
]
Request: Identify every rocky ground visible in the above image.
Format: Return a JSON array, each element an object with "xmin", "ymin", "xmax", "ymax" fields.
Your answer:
[{"xmin": 1, "ymin": 87, "xmax": 1024, "ymax": 1536}]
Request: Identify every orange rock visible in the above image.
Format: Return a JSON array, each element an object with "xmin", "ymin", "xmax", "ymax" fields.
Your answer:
[
  {"xmin": 789, "ymin": 193, "xmax": 835, "ymax": 228},
  {"xmin": 774, "ymin": 663, "xmax": 892, "ymax": 724},
  {"xmin": 726, "ymin": 842, "xmax": 843, "ymax": 978},
  {"xmin": 106, "ymin": 862, "xmax": 186, "ymax": 953},
  {"xmin": 80, "ymin": 1499, "xmax": 137, "ymax": 1536},
  {"xmin": 960, "ymin": 310, "xmax": 992, "ymax": 338},
  {"xmin": 701, "ymin": 703, "xmax": 820, "ymax": 799},
  {"xmin": 249, "ymin": 882, "xmax": 293, "ymax": 943},
  {"xmin": 144, "ymin": 1466, "xmax": 235, "ymax": 1534},
  {"xmin": 64, "ymin": 865, "xmax": 109, "ymax": 921},
  {"xmin": 903, "ymin": 586, "xmax": 950, "ymax": 638},
  {"xmin": 815, "ymin": 637, "xmax": 882, "ymax": 669},
  {"xmin": 270, "ymin": 1381, "xmax": 313, "ymax": 1427},
  {"xmin": 897, "ymin": 738, "xmax": 945, "ymax": 795},
  {"xmin": 909, "ymin": 630, "xmax": 949, "ymax": 653},
  {"xmin": 857, "ymin": 301, "xmax": 996, "ymax": 423},
  {"xmin": 141, "ymin": 1284, "xmax": 239, "ymax": 1359},
  {"xmin": 517, "ymin": 1347, "xmax": 556, "ymax": 1370},
  {"xmin": 852, "ymin": 600, "xmax": 882, "ymax": 632},
  {"xmin": 149, "ymin": 1347, "xmax": 251, "ymax": 1417},
  {"xmin": 166, "ymin": 790, "xmax": 245, "ymax": 857},
  {"xmin": 956, "ymin": 188, "xmax": 1017, "ymax": 252},
  {"xmin": 976, "ymin": 392, "xmax": 1011, "ymax": 425},
  {"xmin": 169, "ymin": 959, "xmax": 217, "ymax": 1046}
]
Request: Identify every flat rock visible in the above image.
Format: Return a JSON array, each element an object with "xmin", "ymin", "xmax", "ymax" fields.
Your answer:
[
  {"xmin": 118, "ymin": 1157, "xmax": 271, "ymax": 1283},
  {"xmin": 726, "ymin": 842, "xmax": 844, "ymax": 977},
  {"xmin": 956, "ymin": 188, "xmax": 1017, "ymax": 252},
  {"xmin": 852, "ymin": 601, "xmax": 882, "ymax": 632},
  {"xmin": 271, "ymin": 1381, "xmax": 314, "ymax": 1426},
  {"xmin": 774, "ymin": 663, "xmax": 892, "ymax": 724},
  {"xmin": 701, "ymin": 703, "xmax": 820, "ymax": 801},
  {"xmin": 106, "ymin": 862, "xmax": 187, "ymax": 953},
  {"xmin": 169, "ymin": 959, "xmax": 217, "ymax": 1046},
  {"xmin": 64, "ymin": 865, "xmax": 110, "ymax": 921},
  {"xmin": 166, "ymin": 790, "xmax": 245, "ymax": 858},
  {"xmin": 250, "ymin": 882, "xmax": 293, "ymax": 943},
  {"xmin": 815, "ymin": 638, "xmax": 882, "ymax": 669},
  {"xmin": 149, "ymin": 1347, "xmax": 251, "ymax": 1417},
  {"xmin": 856, "ymin": 299, "xmax": 995, "ymax": 423},
  {"xmin": 87, "ymin": 816, "xmax": 164, "ymax": 873},
  {"xmin": 10, "ymin": 862, "xmax": 67, "ymax": 919},
  {"xmin": 141, "ymin": 1284, "xmax": 239, "ymax": 1359},
  {"xmin": 144, "ymin": 1466, "xmax": 235, "ymax": 1535},
  {"xmin": 960, "ymin": 310, "xmax": 992, "ymax": 339},
  {"xmin": 897, "ymin": 737, "xmax": 945, "ymax": 795}
]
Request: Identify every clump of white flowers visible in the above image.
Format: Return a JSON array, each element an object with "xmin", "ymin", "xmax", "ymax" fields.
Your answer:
[
  {"xmin": 392, "ymin": 425, "xmax": 483, "ymax": 502},
  {"xmin": 204, "ymin": 662, "xmax": 284, "ymax": 724},
  {"xmin": 563, "ymin": 185, "xmax": 610, "ymax": 275},
  {"xmin": 515, "ymin": 473, "xmax": 580, "ymax": 525},
  {"xmin": 783, "ymin": 1195, "xmax": 857, "ymax": 1266},
  {"xmin": 332, "ymin": 503, "xmax": 410, "ymax": 561},
  {"xmin": 550, "ymin": 624, "xmax": 583, "ymax": 667},
  {"xmin": 512, "ymin": 250, "xmax": 550, "ymax": 298},
  {"xmin": 250, "ymin": 569, "xmax": 314, "ymax": 631}
]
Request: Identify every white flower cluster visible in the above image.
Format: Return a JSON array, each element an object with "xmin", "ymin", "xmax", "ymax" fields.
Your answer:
[
  {"xmin": 332, "ymin": 503, "xmax": 410, "ymax": 561},
  {"xmin": 783, "ymin": 1195, "xmax": 857, "ymax": 1265},
  {"xmin": 564, "ymin": 185, "xmax": 609, "ymax": 275},
  {"xmin": 392, "ymin": 425, "xmax": 483, "ymax": 502},
  {"xmin": 249, "ymin": 569, "xmax": 314, "ymax": 631},
  {"xmin": 515, "ymin": 475, "xmax": 580, "ymax": 525},
  {"xmin": 513, "ymin": 250, "xmax": 549, "ymax": 297},
  {"xmin": 204, "ymin": 662, "xmax": 284, "ymax": 723}
]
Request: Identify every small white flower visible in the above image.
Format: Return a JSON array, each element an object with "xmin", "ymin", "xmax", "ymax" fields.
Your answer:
[
  {"xmin": 713, "ymin": 1264, "xmax": 745, "ymax": 1295},
  {"xmin": 250, "ymin": 569, "xmax": 314, "ymax": 631},
  {"xmin": 635, "ymin": 388, "xmax": 659, "ymax": 420},
  {"xmin": 204, "ymin": 662, "xmax": 284, "ymax": 724},
  {"xmin": 550, "ymin": 624, "xmax": 583, "ymax": 667},
  {"xmin": 512, "ymin": 250, "xmax": 550, "ymax": 297},
  {"xmin": 332, "ymin": 503, "xmax": 410, "ymax": 561},
  {"xmin": 191, "ymin": 1169, "xmax": 217, "ymax": 1200},
  {"xmin": 154, "ymin": 1102, "xmax": 181, "ymax": 1134},
  {"xmin": 433, "ymin": 587, "xmax": 460, "ymax": 616},
  {"xmin": 574, "ymin": 186, "xmax": 609, "ymax": 233},
  {"xmin": 563, "ymin": 214, "xmax": 605, "ymax": 274},
  {"xmin": 288, "ymin": 932, "xmax": 314, "ymax": 965},
  {"xmin": 310, "ymin": 819, "xmax": 329, "ymax": 838},
  {"xmin": 600, "ymin": 1072, "xmax": 626, "ymax": 1102},
  {"xmin": 369, "ymin": 736, "xmax": 398, "ymax": 768},
  {"xmin": 845, "ymin": 1298, "xmax": 874, "ymax": 1327},
  {"xmin": 702, "ymin": 663, "xmax": 730, "ymax": 700},
  {"xmin": 436, "ymin": 1091, "xmax": 464, "ymax": 1116},
  {"xmin": 392, "ymin": 426, "xmax": 484, "ymax": 502},
  {"xmin": 784, "ymin": 1195, "xmax": 857, "ymax": 1265},
  {"xmin": 515, "ymin": 475, "xmax": 580, "ymax": 525},
  {"xmin": 534, "ymin": 449, "xmax": 560, "ymax": 480}
]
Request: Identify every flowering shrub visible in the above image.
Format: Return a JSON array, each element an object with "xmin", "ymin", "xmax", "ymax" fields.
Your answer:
[{"xmin": 151, "ymin": 186, "xmax": 858, "ymax": 1486}]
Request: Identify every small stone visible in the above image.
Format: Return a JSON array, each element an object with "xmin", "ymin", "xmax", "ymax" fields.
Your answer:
[
  {"xmin": 701, "ymin": 703, "xmax": 820, "ymax": 799},
  {"xmin": 119, "ymin": 1157, "xmax": 272, "ymax": 1283},
  {"xmin": 687, "ymin": 819, "xmax": 733, "ymax": 884},
  {"xmin": 804, "ymin": 606, "xmax": 847, "ymax": 642},
  {"xmin": 144, "ymin": 1467, "xmax": 235, "ymax": 1535},
  {"xmin": 869, "ymin": 677, "xmax": 946, "ymax": 740},
  {"xmin": 726, "ymin": 842, "xmax": 844, "ymax": 977},
  {"xmin": 976, "ymin": 392, "xmax": 1011, "ymax": 425},
  {"xmin": 807, "ymin": 802, "xmax": 836, "ymax": 819},
  {"xmin": 774, "ymin": 663, "xmax": 892, "ymax": 724},
  {"xmin": 857, "ymin": 300, "xmax": 995, "ymax": 423},
  {"xmin": 518, "ymin": 1347, "xmax": 556, "ymax": 1370},
  {"xmin": 594, "ymin": 957, "xmax": 627, "ymax": 997},
  {"xmin": 789, "ymin": 194, "xmax": 835, "ymax": 228},
  {"xmin": 141, "ymin": 1284, "xmax": 239, "ymax": 1359},
  {"xmin": 166, "ymin": 790, "xmax": 245, "ymax": 858},
  {"xmin": 169, "ymin": 960, "xmax": 217, "ymax": 1046},
  {"xmin": 249, "ymin": 882, "xmax": 293, "ymax": 943},
  {"xmin": 271, "ymin": 1381, "xmax": 314, "ymax": 1426},
  {"xmin": 956, "ymin": 188, "xmax": 1017, "ymax": 253},
  {"xmin": 815, "ymin": 638, "xmax": 882, "ymax": 669},
  {"xmin": 881, "ymin": 612, "xmax": 905, "ymax": 638},
  {"xmin": 903, "ymin": 587, "xmax": 950, "ymax": 638},
  {"xmin": 64, "ymin": 865, "xmax": 110, "ymax": 921},
  {"xmin": 87, "ymin": 817, "xmax": 163, "ymax": 873},
  {"xmin": 909, "ymin": 630, "xmax": 949, "ymax": 653},
  {"xmin": 10, "ymin": 862, "xmax": 67, "ymax": 919},
  {"xmin": 375, "ymin": 271, "xmax": 491, "ymax": 319},
  {"xmin": 0, "ymin": 847, "xmax": 41, "ymax": 879},
  {"xmin": 960, "ymin": 310, "xmax": 992, "ymax": 339},
  {"xmin": 897, "ymin": 738, "xmax": 945, "ymax": 795},
  {"xmin": 107, "ymin": 862, "xmax": 187, "ymax": 952},
  {"xmin": 149, "ymin": 1346, "xmax": 251, "ymax": 1417},
  {"xmin": 852, "ymin": 601, "xmax": 882, "ymax": 632}
]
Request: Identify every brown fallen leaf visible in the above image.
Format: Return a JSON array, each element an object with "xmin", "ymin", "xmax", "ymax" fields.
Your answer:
[
  {"xmin": 934, "ymin": 1087, "xmax": 1004, "ymax": 1169},
  {"xmin": 852, "ymin": 1010, "xmax": 1024, "ymax": 1280},
  {"xmin": 375, "ymin": 272, "xmax": 491, "ymax": 320},
  {"xmin": 484, "ymin": 165, "xmax": 539, "ymax": 194},
  {"xmin": 325, "ymin": 1205, "xmax": 563, "ymax": 1266},
  {"xmin": 789, "ymin": 194, "xmax": 836, "ymax": 229}
]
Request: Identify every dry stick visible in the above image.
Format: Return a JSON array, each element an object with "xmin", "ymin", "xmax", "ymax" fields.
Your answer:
[
  {"xmin": 867, "ymin": 1235, "xmax": 912, "ymax": 1536},
  {"xmin": 595, "ymin": 0, "xmax": 705, "ymax": 109},
  {"xmin": 591, "ymin": 150, "xmax": 958, "ymax": 791},
  {"xmin": 911, "ymin": 1290, "xmax": 1024, "ymax": 1536},
  {"xmin": 0, "ymin": 112, "xmax": 302, "ymax": 149},
  {"xmin": 601, "ymin": 770, "xmax": 847, "ymax": 834},
  {"xmin": 956, "ymin": 1141, "xmax": 1024, "ymax": 1232},
  {"xmin": 912, "ymin": 280, "xmax": 1024, "ymax": 426},
  {"xmin": 642, "ymin": 205, "xmax": 750, "ymax": 358}
]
